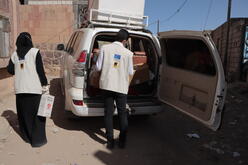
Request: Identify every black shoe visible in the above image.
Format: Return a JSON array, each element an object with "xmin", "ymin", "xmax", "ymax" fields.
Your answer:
[{"xmin": 106, "ymin": 139, "xmax": 115, "ymax": 149}]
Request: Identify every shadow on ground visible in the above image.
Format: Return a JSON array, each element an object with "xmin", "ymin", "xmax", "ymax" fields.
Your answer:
[
  {"xmin": 49, "ymin": 78, "xmax": 248, "ymax": 165},
  {"xmin": 49, "ymin": 78, "xmax": 107, "ymax": 144},
  {"xmin": 49, "ymin": 78, "xmax": 154, "ymax": 145},
  {"xmin": 1, "ymin": 110, "xmax": 25, "ymax": 141},
  {"xmin": 0, "ymin": 68, "xmax": 12, "ymax": 80}
]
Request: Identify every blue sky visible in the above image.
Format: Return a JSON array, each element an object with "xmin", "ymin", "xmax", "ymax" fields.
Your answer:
[{"xmin": 144, "ymin": 0, "xmax": 248, "ymax": 34}]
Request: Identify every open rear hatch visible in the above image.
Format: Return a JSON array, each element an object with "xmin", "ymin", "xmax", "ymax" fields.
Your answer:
[
  {"xmin": 158, "ymin": 30, "xmax": 226, "ymax": 130},
  {"xmin": 85, "ymin": 31, "xmax": 162, "ymax": 114}
]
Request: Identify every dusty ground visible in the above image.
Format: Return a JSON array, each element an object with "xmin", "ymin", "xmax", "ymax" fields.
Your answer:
[{"xmin": 0, "ymin": 68, "xmax": 248, "ymax": 165}]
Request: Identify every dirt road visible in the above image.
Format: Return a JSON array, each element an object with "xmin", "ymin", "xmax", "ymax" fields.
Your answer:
[{"xmin": 0, "ymin": 70, "xmax": 247, "ymax": 165}]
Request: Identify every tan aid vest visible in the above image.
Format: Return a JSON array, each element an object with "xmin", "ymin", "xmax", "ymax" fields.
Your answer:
[
  {"xmin": 11, "ymin": 48, "xmax": 42, "ymax": 94},
  {"xmin": 99, "ymin": 42, "xmax": 133, "ymax": 94}
]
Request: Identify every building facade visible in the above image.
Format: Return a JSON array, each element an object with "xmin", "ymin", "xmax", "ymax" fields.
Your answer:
[
  {"xmin": 0, "ymin": 0, "xmax": 18, "ymax": 68},
  {"xmin": 211, "ymin": 18, "xmax": 248, "ymax": 82},
  {"xmin": 0, "ymin": 0, "xmax": 88, "ymax": 69}
]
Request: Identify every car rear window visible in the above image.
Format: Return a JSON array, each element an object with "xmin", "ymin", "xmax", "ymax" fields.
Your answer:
[{"xmin": 162, "ymin": 38, "xmax": 216, "ymax": 76}]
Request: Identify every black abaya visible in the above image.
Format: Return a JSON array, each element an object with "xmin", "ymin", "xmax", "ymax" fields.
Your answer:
[
  {"xmin": 16, "ymin": 94, "xmax": 47, "ymax": 147},
  {"xmin": 7, "ymin": 32, "xmax": 48, "ymax": 147}
]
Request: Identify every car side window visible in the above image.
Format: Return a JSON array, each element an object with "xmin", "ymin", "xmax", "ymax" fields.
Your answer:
[
  {"xmin": 66, "ymin": 32, "xmax": 76, "ymax": 52},
  {"xmin": 163, "ymin": 38, "xmax": 216, "ymax": 76},
  {"xmin": 71, "ymin": 32, "xmax": 84, "ymax": 56},
  {"xmin": 68, "ymin": 32, "xmax": 79, "ymax": 55}
]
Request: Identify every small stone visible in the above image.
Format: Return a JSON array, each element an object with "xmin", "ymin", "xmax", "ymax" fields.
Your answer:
[
  {"xmin": 203, "ymin": 144, "xmax": 224, "ymax": 154},
  {"xmin": 35, "ymin": 150, "xmax": 41, "ymax": 154},
  {"xmin": 55, "ymin": 158, "xmax": 61, "ymax": 162},
  {"xmin": 8, "ymin": 152, "xmax": 16, "ymax": 156},
  {"xmin": 186, "ymin": 133, "xmax": 200, "ymax": 139},
  {"xmin": 233, "ymin": 152, "xmax": 241, "ymax": 157},
  {"xmin": 216, "ymin": 148, "xmax": 224, "ymax": 154},
  {"xmin": 209, "ymin": 141, "xmax": 217, "ymax": 146},
  {"xmin": 229, "ymin": 121, "xmax": 237, "ymax": 125},
  {"xmin": 81, "ymin": 153, "xmax": 89, "ymax": 156},
  {"xmin": 51, "ymin": 127, "xmax": 59, "ymax": 134}
]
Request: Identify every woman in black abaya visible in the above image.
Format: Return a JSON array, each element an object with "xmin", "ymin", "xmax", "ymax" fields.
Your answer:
[{"xmin": 7, "ymin": 32, "xmax": 48, "ymax": 147}]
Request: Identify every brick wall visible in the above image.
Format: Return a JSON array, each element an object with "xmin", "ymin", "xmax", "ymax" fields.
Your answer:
[{"xmin": 211, "ymin": 18, "xmax": 247, "ymax": 81}]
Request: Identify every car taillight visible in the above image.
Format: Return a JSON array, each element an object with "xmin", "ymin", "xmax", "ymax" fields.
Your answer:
[
  {"xmin": 72, "ymin": 50, "xmax": 87, "ymax": 77},
  {"xmin": 73, "ymin": 100, "xmax": 84, "ymax": 106},
  {"xmin": 77, "ymin": 51, "xmax": 87, "ymax": 63}
]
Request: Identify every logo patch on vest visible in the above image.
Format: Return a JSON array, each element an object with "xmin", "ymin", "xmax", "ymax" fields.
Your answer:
[
  {"xmin": 19, "ymin": 59, "xmax": 25, "ymax": 69},
  {"xmin": 113, "ymin": 54, "xmax": 121, "ymax": 68},
  {"xmin": 114, "ymin": 54, "xmax": 121, "ymax": 60}
]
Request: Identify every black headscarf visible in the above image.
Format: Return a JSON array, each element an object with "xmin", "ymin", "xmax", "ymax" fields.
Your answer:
[{"xmin": 16, "ymin": 32, "xmax": 33, "ymax": 59}]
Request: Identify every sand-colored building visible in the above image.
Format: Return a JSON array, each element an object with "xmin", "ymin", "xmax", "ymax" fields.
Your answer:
[{"xmin": 0, "ymin": 0, "xmax": 87, "ymax": 69}]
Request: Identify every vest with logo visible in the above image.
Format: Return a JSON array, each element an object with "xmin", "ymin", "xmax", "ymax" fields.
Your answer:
[
  {"xmin": 99, "ymin": 42, "xmax": 133, "ymax": 94},
  {"xmin": 11, "ymin": 48, "xmax": 42, "ymax": 94}
]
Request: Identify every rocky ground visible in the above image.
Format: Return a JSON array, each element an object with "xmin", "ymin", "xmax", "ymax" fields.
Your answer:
[{"xmin": 0, "ymin": 68, "xmax": 248, "ymax": 165}]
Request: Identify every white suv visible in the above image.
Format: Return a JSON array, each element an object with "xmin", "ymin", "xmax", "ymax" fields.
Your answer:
[{"xmin": 58, "ymin": 27, "xmax": 226, "ymax": 131}]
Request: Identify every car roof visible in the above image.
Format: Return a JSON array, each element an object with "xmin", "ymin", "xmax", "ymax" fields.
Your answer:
[
  {"xmin": 158, "ymin": 30, "xmax": 210, "ymax": 38},
  {"xmin": 75, "ymin": 27, "xmax": 154, "ymax": 37}
]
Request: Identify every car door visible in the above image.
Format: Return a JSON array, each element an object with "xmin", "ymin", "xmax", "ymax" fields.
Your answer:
[{"xmin": 158, "ymin": 31, "xmax": 226, "ymax": 131}]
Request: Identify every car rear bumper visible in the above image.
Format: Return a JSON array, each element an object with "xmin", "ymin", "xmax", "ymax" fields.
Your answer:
[{"xmin": 67, "ymin": 87, "xmax": 163, "ymax": 117}]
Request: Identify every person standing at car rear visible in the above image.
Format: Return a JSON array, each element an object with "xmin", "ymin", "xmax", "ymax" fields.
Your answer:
[
  {"xmin": 96, "ymin": 29, "xmax": 134, "ymax": 149},
  {"xmin": 7, "ymin": 32, "xmax": 48, "ymax": 147}
]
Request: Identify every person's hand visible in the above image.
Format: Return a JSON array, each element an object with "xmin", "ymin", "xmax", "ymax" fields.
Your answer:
[{"xmin": 42, "ymin": 85, "xmax": 49, "ymax": 94}]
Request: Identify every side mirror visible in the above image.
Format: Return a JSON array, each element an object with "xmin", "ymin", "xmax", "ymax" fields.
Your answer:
[{"xmin": 57, "ymin": 44, "xmax": 65, "ymax": 51}]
